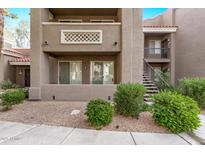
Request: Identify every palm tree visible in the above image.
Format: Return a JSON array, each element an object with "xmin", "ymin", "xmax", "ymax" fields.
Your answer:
[{"xmin": 0, "ymin": 8, "xmax": 17, "ymax": 51}]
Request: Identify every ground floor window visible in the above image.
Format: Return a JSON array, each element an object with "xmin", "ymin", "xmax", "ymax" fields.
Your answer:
[
  {"xmin": 90, "ymin": 61, "xmax": 114, "ymax": 84},
  {"xmin": 58, "ymin": 61, "xmax": 82, "ymax": 84}
]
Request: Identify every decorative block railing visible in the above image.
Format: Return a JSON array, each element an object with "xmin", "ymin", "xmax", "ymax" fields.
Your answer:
[{"xmin": 61, "ymin": 30, "xmax": 102, "ymax": 44}]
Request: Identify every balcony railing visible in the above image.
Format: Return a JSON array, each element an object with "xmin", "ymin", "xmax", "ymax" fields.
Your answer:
[{"xmin": 144, "ymin": 48, "xmax": 170, "ymax": 59}]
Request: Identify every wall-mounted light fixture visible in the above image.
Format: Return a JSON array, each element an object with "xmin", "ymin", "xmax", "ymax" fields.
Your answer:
[
  {"xmin": 113, "ymin": 41, "xmax": 118, "ymax": 46},
  {"xmin": 18, "ymin": 69, "xmax": 23, "ymax": 75},
  {"xmin": 44, "ymin": 41, "xmax": 48, "ymax": 45}
]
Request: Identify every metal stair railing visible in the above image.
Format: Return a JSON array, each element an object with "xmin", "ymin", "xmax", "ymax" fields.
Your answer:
[{"xmin": 144, "ymin": 59, "xmax": 170, "ymax": 89}]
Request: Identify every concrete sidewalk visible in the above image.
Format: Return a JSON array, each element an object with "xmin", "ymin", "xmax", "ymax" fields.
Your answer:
[{"xmin": 0, "ymin": 121, "xmax": 201, "ymax": 145}]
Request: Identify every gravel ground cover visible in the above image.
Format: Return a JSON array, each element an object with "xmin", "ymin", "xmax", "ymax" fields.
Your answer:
[{"xmin": 0, "ymin": 101, "xmax": 169, "ymax": 133}]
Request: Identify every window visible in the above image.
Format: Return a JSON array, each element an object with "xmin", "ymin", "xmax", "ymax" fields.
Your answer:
[
  {"xmin": 90, "ymin": 19, "xmax": 115, "ymax": 23},
  {"xmin": 90, "ymin": 61, "xmax": 114, "ymax": 84},
  {"xmin": 58, "ymin": 19, "xmax": 82, "ymax": 23},
  {"xmin": 58, "ymin": 61, "xmax": 82, "ymax": 84},
  {"xmin": 149, "ymin": 40, "xmax": 161, "ymax": 54}
]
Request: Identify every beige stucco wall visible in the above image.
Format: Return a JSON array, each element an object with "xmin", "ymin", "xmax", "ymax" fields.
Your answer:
[
  {"xmin": 29, "ymin": 8, "xmax": 144, "ymax": 100},
  {"xmin": 174, "ymin": 8, "xmax": 205, "ymax": 82},
  {"xmin": 42, "ymin": 24, "xmax": 121, "ymax": 52},
  {"xmin": 41, "ymin": 84, "xmax": 116, "ymax": 101},
  {"xmin": 0, "ymin": 55, "xmax": 16, "ymax": 83}
]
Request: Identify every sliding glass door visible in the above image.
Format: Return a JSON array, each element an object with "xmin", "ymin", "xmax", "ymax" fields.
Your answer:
[
  {"xmin": 90, "ymin": 61, "xmax": 114, "ymax": 84},
  {"xmin": 59, "ymin": 61, "xmax": 82, "ymax": 84}
]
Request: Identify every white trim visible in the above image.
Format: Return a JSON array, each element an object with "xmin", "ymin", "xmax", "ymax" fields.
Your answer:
[
  {"xmin": 9, "ymin": 61, "xmax": 30, "ymax": 66},
  {"xmin": 58, "ymin": 60, "xmax": 82, "ymax": 84},
  {"xmin": 58, "ymin": 19, "xmax": 83, "ymax": 23},
  {"xmin": 60, "ymin": 30, "xmax": 103, "ymax": 44},
  {"xmin": 42, "ymin": 22, "xmax": 121, "ymax": 26},
  {"xmin": 143, "ymin": 27, "xmax": 177, "ymax": 33},
  {"xmin": 90, "ymin": 19, "xmax": 115, "ymax": 23}
]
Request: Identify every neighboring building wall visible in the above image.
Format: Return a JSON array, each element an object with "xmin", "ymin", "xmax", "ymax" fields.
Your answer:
[
  {"xmin": 0, "ymin": 54, "xmax": 16, "ymax": 83},
  {"xmin": 15, "ymin": 66, "xmax": 30, "ymax": 87},
  {"xmin": 174, "ymin": 8, "xmax": 205, "ymax": 82}
]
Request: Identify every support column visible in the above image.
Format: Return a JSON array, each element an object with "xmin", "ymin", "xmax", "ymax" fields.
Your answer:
[
  {"xmin": 120, "ymin": 8, "xmax": 143, "ymax": 83},
  {"xmin": 29, "ymin": 9, "xmax": 50, "ymax": 100}
]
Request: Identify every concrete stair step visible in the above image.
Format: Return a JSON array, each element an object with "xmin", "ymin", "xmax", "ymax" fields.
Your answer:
[
  {"xmin": 145, "ymin": 86, "xmax": 158, "ymax": 90},
  {"xmin": 146, "ymin": 90, "xmax": 159, "ymax": 93},
  {"xmin": 145, "ymin": 101, "xmax": 154, "ymax": 105},
  {"xmin": 144, "ymin": 93, "xmax": 154, "ymax": 97},
  {"xmin": 143, "ymin": 83, "xmax": 155, "ymax": 86}
]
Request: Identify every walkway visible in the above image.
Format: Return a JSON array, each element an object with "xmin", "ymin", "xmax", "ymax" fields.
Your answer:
[{"xmin": 0, "ymin": 121, "xmax": 200, "ymax": 145}]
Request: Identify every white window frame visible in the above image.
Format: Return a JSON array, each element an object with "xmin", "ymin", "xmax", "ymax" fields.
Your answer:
[
  {"xmin": 90, "ymin": 61, "xmax": 114, "ymax": 84},
  {"xmin": 58, "ymin": 60, "xmax": 82, "ymax": 84},
  {"xmin": 90, "ymin": 19, "xmax": 115, "ymax": 23},
  {"xmin": 58, "ymin": 19, "xmax": 83, "ymax": 23},
  {"xmin": 149, "ymin": 40, "xmax": 161, "ymax": 54},
  {"xmin": 61, "ymin": 30, "xmax": 103, "ymax": 44}
]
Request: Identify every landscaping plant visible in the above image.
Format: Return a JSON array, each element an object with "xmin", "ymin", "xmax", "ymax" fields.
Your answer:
[
  {"xmin": 0, "ymin": 80, "xmax": 14, "ymax": 90},
  {"xmin": 0, "ymin": 89, "xmax": 26, "ymax": 111},
  {"xmin": 114, "ymin": 83, "xmax": 146, "ymax": 118},
  {"xmin": 179, "ymin": 78, "xmax": 205, "ymax": 108},
  {"xmin": 152, "ymin": 91, "xmax": 201, "ymax": 133},
  {"xmin": 85, "ymin": 99, "xmax": 114, "ymax": 129}
]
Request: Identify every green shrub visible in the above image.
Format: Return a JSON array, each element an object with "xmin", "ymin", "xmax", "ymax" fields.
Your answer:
[
  {"xmin": 114, "ymin": 83, "xmax": 146, "ymax": 118},
  {"xmin": 152, "ymin": 91, "xmax": 201, "ymax": 133},
  {"xmin": 0, "ymin": 80, "xmax": 14, "ymax": 90},
  {"xmin": 85, "ymin": 99, "xmax": 114, "ymax": 129},
  {"xmin": 179, "ymin": 78, "xmax": 205, "ymax": 108},
  {"xmin": 1, "ymin": 89, "xmax": 26, "ymax": 110}
]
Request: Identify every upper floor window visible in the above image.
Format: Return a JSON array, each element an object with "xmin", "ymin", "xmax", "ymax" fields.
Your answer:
[
  {"xmin": 90, "ymin": 20, "xmax": 115, "ymax": 23},
  {"xmin": 58, "ymin": 19, "xmax": 83, "ymax": 23},
  {"xmin": 149, "ymin": 40, "xmax": 161, "ymax": 54}
]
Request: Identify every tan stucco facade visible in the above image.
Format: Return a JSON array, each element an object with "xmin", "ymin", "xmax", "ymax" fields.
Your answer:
[
  {"xmin": 144, "ymin": 8, "xmax": 205, "ymax": 84},
  {"xmin": 29, "ymin": 8, "xmax": 144, "ymax": 101}
]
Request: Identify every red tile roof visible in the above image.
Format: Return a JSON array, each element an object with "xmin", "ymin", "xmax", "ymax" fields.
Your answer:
[
  {"xmin": 9, "ymin": 56, "xmax": 31, "ymax": 62},
  {"xmin": 1, "ymin": 48, "xmax": 27, "ymax": 58}
]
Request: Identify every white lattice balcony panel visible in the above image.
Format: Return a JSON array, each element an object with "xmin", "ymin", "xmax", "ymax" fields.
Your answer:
[{"xmin": 61, "ymin": 30, "xmax": 103, "ymax": 44}]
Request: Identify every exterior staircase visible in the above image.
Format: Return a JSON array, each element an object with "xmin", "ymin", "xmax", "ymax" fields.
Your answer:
[{"xmin": 143, "ymin": 74, "xmax": 159, "ymax": 105}]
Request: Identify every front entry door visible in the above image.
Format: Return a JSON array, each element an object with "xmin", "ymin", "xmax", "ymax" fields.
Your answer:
[{"xmin": 25, "ymin": 68, "xmax": 30, "ymax": 87}]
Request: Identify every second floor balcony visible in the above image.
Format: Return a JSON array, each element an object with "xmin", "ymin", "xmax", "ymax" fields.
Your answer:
[
  {"xmin": 42, "ymin": 22, "xmax": 121, "ymax": 53},
  {"xmin": 144, "ymin": 48, "xmax": 170, "ymax": 63}
]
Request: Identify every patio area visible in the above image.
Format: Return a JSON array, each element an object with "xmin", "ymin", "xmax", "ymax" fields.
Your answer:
[{"xmin": 0, "ymin": 101, "xmax": 169, "ymax": 133}]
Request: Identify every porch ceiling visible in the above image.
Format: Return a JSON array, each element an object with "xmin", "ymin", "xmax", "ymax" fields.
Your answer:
[
  {"xmin": 45, "ymin": 52, "xmax": 119, "ymax": 57},
  {"xmin": 49, "ymin": 8, "xmax": 118, "ymax": 16}
]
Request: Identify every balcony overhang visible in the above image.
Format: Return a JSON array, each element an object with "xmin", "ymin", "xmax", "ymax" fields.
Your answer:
[
  {"xmin": 143, "ymin": 26, "xmax": 178, "ymax": 33},
  {"xmin": 49, "ymin": 8, "xmax": 118, "ymax": 16}
]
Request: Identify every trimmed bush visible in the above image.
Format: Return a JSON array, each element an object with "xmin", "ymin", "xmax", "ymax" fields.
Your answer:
[
  {"xmin": 179, "ymin": 78, "xmax": 205, "ymax": 108},
  {"xmin": 152, "ymin": 91, "xmax": 201, "ymax": 133},
  {"xmin": 0, "ymin": 80, "xmax": 14, "ymax": 90},
  {"xmin": 1, "ymin": 89, "xmax": 26, "ymax": 110},
  {"xmin": 114, "ymin": 83, "xmax": 146, "ymax": 118},
  {"xmin": 85, "ymin": 99, "xmax": 114, "ymax": 129}
]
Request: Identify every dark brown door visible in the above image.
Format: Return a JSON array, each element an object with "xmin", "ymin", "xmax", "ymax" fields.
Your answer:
[{"xmin": 25, "ymin": 68, "xmax": 30, "ymax": 87}]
